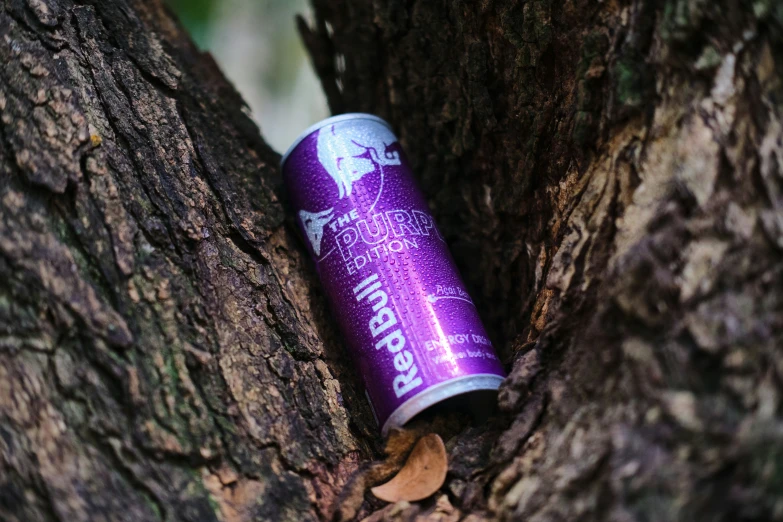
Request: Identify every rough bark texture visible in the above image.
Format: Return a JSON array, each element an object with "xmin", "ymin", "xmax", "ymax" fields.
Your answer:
[
  {"xmin": 0, "ymin": 1, "xmax": 371, "ymax": 520},
  {"xmin": 1, "ymin": 0, "xmax": 782, "ymax": 522},
  {"xmin": 301, "ymin": 1, "xmax": 783, "ymax": 520}
]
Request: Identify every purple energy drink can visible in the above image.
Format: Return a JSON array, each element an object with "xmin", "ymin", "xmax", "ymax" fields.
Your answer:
[{"xmin": 281, "ymin": 114, "xmax": 505, "ymax": 435}]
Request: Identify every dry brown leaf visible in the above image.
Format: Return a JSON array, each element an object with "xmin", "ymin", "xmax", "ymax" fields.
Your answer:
[{"xmin": 371, "ymin": 433, "xmax": 448, "ymax": 503}]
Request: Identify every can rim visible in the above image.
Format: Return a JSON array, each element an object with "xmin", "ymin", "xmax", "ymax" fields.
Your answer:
[
  {"xmin": 279, "ymin": 113, "xmax": 394, "ymax": 169},
  {"xmin": 381, "ymin": 373, "xmax": 504, "ymax": 437}
]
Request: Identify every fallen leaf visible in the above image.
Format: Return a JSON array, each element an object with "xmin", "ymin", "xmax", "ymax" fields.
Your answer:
[{"xmin": 371, "ymin": 433, "xmax": 448, "ymax": 503}]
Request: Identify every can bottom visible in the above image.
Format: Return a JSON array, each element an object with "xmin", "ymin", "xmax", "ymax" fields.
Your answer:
[{"xmin": 381, "ymin": 374, "xmax": 505, "ymax": 437}]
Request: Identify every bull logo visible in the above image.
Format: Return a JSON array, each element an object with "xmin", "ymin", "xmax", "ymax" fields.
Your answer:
[
  {"xmin": 299, "ymin": 207, "xmax": 334, "ymax": 257},
  {"xmin": 301, "ymin": 122, "xmax": 400, "ymax": 258},
  {"xmin": 317, "ymin": 123, "xmax": 400, "ymax": 198}
]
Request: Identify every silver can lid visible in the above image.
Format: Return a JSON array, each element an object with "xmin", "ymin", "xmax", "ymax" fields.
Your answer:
[{"xmin": 279, "ymin": 113, "xmax": 394, "ymax": 169}]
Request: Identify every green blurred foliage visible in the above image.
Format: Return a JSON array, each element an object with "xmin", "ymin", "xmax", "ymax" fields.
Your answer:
[
  {"xmin": 166, "ymin": 0, "xmax": 217, "ymax": 49},
  {"xmin": 260, "ymin": 2, "xmax": 311, "ymax": 96},
  {"xmin": 164, "ymin": 0, "xmax": 328, "ymax": 152},
  {"xmin": 166, "ymin": 0, "xmax": 308, "ymax": 92}
]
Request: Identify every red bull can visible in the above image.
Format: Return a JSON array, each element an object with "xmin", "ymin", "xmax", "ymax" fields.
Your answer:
[{"xmin": 281, "ymin": 114, "xmax": 505, "ymax": 435}]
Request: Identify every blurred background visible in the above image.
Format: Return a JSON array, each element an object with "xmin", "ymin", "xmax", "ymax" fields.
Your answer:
[{"xmin": 166, "ymin": 0, "xmax": 329, "ymax": 154}]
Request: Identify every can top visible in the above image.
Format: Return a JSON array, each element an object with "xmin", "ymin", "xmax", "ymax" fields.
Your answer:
[{"xmin": 279, "ymin": 113, "xmax": 394, "ymax": 169}]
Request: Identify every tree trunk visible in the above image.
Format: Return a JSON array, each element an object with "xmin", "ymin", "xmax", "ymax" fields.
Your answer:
[
  {"xmin": 0, "ymin": 1, "xmax": 370, "ymax": 520},
  {"xmin": 1, "ymin": 0, "xmax": 781, "ymax": 521}
]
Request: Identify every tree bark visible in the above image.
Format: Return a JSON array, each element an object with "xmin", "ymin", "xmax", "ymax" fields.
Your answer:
[
  {"xmin": 301, "ymin": 1, "xmax": 783, "ymax": 520},
  {"xmin": 0, "ymin": 1, "xmax": 371, "ymax": 520},
  {"xmin": 1, "ymin": 1, "xmax": 781, "ymax": 522}
]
